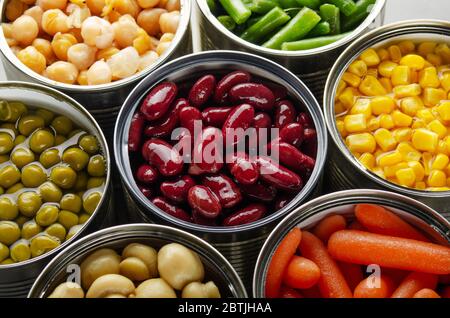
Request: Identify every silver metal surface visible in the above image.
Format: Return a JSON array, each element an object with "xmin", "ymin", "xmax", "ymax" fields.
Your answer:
[
  {"xmin": 114, "ymin": 50, "xmax": 327, "ymax": 289},
  {"xmin": 323, "ymin": 20, "xmax": 450, "ymax": 218},
  {"xmin": 0, "ymin": 0, "xmax": 192, "ymax": 138},
  {"xmin": 28, "ymin": 223, "xmax": 248, "ymax": 298},
  {"xmin": 0, "ymin": 81, "xmax": 113, "ymax": 298},
  {"xmin": 195, "ymin": 0, "xmax": 386, "ymax": 99},
  {"xmin": 253, "ymin": 189, "xmax": 450, "ymax": 298}
]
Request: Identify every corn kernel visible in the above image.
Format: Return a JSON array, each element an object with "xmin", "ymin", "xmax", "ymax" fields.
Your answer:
[
  {"xmin": 441, "ymin": 72, "xmax": 450, "ymax": 92},
  {"xmin": 342, "ymin": 72, "xmax": 361, "ymax": 88},
  {"xmin": 397, "ymin": 142, "xmax": 421, "ymax": 162},
  {"xmin": 412, "ymin": 128, "xmax": 439, "ymax": 152},
  {"xmin": 400, "ymin": 96, "xmax": 424, "ymax": 116},
  {"xmin": 393, "ymin": 84, "xmax": 422, "ymax": 98},
  {"xmin": 388, "ymin": 45, "xmax": 402, "ymax": 63},
  {"xmin": 344, "ymin": 114, "xmax": 367, "ymax": 133},
  {"xmin": 379, "ymin": 78, "xmax": 393, "ymax": 92},
  {"xmin": 374, "ymin": 128, "xmax": 397, "ymax": 151},
  {"xmin": 423, "ymin": 152, "xmax": 433, "ymax": 176},
  {"xmin": 348, "ymin": 60, "xmax": 367, "ymax": 77},
  {"xmin": 417, "ymin": 42, "xmax": 437, "ymax": 57},
  {"xmin": 346, "ymin": 133, "xmax": 376, "ymax": 153},
  {"xmin": 359, "ymin": 153, "xmax": 375, "ymax": 169},
  {"xmin": 377, "ymin": 151, "xmax": 403, "ymax": 167},
  {"xmin": 367, "ymin": 116, "xmax": 380, "ymax": 131},
  {"xmin": 396, "ymin": 168, "xmax": 416, "ymax": 187},
  {"xmin": 428, "ymin": 170, "xmax": 447, "ymax": 187},
  {"xmin": 334, "ymin": 102, "xmax": 347, "ymax": 115},
  {"xmin": 412, "ymin": 118, "xmax": 426, "ymax": 129},
  {"xmin": 398, "ymin": 40, "xmax": 415, "ymax": 54},
  {"xmin": 391, "ymin": 65, "xmax": 411, "ymax": 86},
  {"xmin": 336, "ymin": 119, "xmax": 347, "ymax": 137},
  {"xmin": 408, "ymin": 161, "xmax": 425, "ymax": 181},
  {"xmin": 416, "ymin": 109, "xmax": 435, "ymax": 123},
  {"xmin": 392, "ymin": 110, "xmax": 413, "ymax": 127},
  {"xmin": 415, "ymin": 182, "xmax": 426, "ymax": 190},
  {"xmin": 367, "ymin": 68, "xmax": 378, "ymax": 77},
  {"xmin": 400, "ymin": 54, "xmax": 425, "ymax": 70},
  {"xmin": 427, "ymin": 119, "xmax": 447, "ymax": 138},
  {"xmin": 432, "ymin": 154, "xmax": 449, "ymax": 170},
  {"xmin": 336, "ymin": 80, "xmax": 347, "ymax": 96},
  {"xmin": 393, "ymin": 128, "xmax": 412, "ymax": 142},
  {"xmin": 383, "ymin": 162, "xmax": 408, "ymax": 178},
  {"xmin": 371, "ymin": 96, "xmax": 395, "ymax": 115},
  {"xmin": 377, "ymin": 48, "xmax": 390, "ymax": 61},
  {"xmin": 379, "ymin": 114, "xmax": 394, "ymax": 129},
  {"xmin": 446, "ymin": 163, "xmax": 450, "ymax": 175},
  {"xmin": 448, "ymin": 178, "xmax": 450, "ymax": 187},
  {"xmin": 338, "ymin": 87, "xmax": 359, "ymax": 109},
  {"xmin": 426, "ymin": 53, "xmax": 442, "ymax": 66},
  {"xmin": 350, "ymin": 98, "xmax": 372, "ymax": 118},
  {"xmin": 378, "ymin": 61, "xmax": 398, "ymax": 77},
  {"xmin": 360, "ymin": 48, "xmax": 380, "ymax": 66},
  {"xmin": 418, "ymin": 67, "xmax": 440, "ymax": 88},
  {"xmin": 446, "ymin": 137, "xmax": 450, "ymax": 154},
  {"xmin": 359, "ymin": 76, "xmax": 387, "ymax": 96},
  {"xmin": 435, "ymin": 43, "xmax": 450, "ymax": 63},
  {"xmin": 410, "ymin": 71, "xmax": 419, "ymax": 83},
  {"xmin": 438, "ymin": 140, "xmax": 448, "ymax": 156},
  {"xmin": 423, "ymin": 88, "xmax": 446, "ymax": 107},
  {"xmin": 372, "ymin": 166, "xmax": 385, "ymax": 178}
]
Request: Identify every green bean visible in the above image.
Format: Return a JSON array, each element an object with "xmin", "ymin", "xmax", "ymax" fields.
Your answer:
[
  {"xmin": 341, "ymin": 0, "xmax": 376, "ymax": 31},
  {"xmin": 278, "ymin": 0, "xmax": 298, "ymax": 8},
  {"xmin": 262, "ymin": 7, "xmax": 321, "ymax": 49},
  {"xmin": 319, "ymin": 4, "xmax": 341, "ymax": 35},
  {"xmin": 241, "ymin": 7, "xmax": 291, "ymax": 43},
  {"xmin": 219, "ymin": 0, "xmax": 252, "ymax": 24},
  {"xmin": 284, "ymin": 7, "xmax": 301, "ymax": 18},
  {"xmin": 218, "ymin": 15, "xmax": 237, "ymax": 30},
  {"xmin": 308, "ymin": 21, "xmax": 330, "ymax": 37},
  {"xmin": 247, "ymin": 0, "xmax": 280, "ymax": 14},
  {"xmin": 326, "ymin": 0, "xmax": 357, "ymax": 16},
  {"xmin": 207, "ymin": 0, "xmax": 217, "ymax": 13},
  {"xmin": 281, "ymin": 32, "xmax": 351, "ymax": 50},
  {"xmin": 295, "ymin": 0, "xmax": 321, "ymax": 9}
]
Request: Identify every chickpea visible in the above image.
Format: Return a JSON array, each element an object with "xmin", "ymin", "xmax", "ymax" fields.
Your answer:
[
  {"xmin": 86, "ymin": 0, "xmax": 105, "ymax": 15},
  {"xmin": 80, "ymin": 248, "xmax": 121, "ymax": 289},
  {"xmin": 20, "ymin": 0, "xmax": 36, "ymax": 5},
  {"xmin": 138, "ymin": 50, "xmax": 158, "ymax": 72},
  {"xmin": 67, "ymin": 43, "xmax": 96, "ymax": 71},
  {"xmin": 5, "ymin": 0, "xmax": 28, "ymax": 22},
  {"xmin": 158, "ymin": 0, "xmax": 180, "ymax": 11},
  {"xmin": 87, "ymin": 60, "xmax": 112, "ymax": 85},
  {"xmin": 81, "ymin": 16, "xmax": 114, "ymax": 49},
  {"xmin": 51, "ymin": 32, "xmax": 77, "ymax": 61},
  {"xmin": 68, "ymin": 28, "xmax": 83, "ymax": 42},
  {"xmin": 138, "ymin": 0, "xmax": 160, "ymax": 9},
  {"xmin": 137, "ymin": 8, "xmax": 166, "ymax": 36},
  {"xmin": 38, "ymin": 0, "xmax": 68, "ymax": 11},
  {"xmin": 159, "ymin": 10, "xmax": 179, "ymax": 34},
  {"xmin": 24, "ymin": 6, "xmax": 44, "ymax": 30},
  {"xmin": 112, "ymin": 0, "xmax": 140, "ymax": 18},
  {"xmin": 2, "ymin": 23, "xmax": 13, "ymax": 39},
  {"xmin": 156, "ymin": 40, "xmax": 171, "ymax": 56},
  {"xmin": 17, "ymin": 46, "xmax": 47, "ymax": 74},
  {"xmin": 12, "ymin": 15, "xmax": 39, "ymax": 46},
  {"xmin": 66, "ymin": 3, "xmax": 91, "ymax": 29},
  {"xmin": 46, "ymin": 61, "xmax": 79, "ymax": 84},
  {"xmin": 112, "ymin": 15, "xmax": 139, "ymax": 48},
  {"xmin": 86, "ymin": 274, "xmax": 135, "ymax": 298},
  {"xmin": 159, "ymin": 32, "xmax": 174, "ymax": 43},
  {"xmin": 48, "ymin": 282, "xmax": 84, "ymax": 298},
  {"xmin": 107, "ymin": 47, "xmax": 139, "ymax": 79},
  {"xmin": 135, "ymin": 278, "xmax": 176, "ymax": 298},
  {"xmin": 77, "ymin": 70, "xmax": 88, "ymax": 85},
  {"xmin": 181, "ymin": 281, "xmax": 221, "ymax": 298},
  {"xmin": 32, "ymin": 38, "xmax": 55, "ymax": 65},
  {"xmin": 95, "ymin": 47, "xmax": 119, "ymax": 61},
  {"xmin": 42, "ymin": 9, "xmax": 70, "ymax": 36}
]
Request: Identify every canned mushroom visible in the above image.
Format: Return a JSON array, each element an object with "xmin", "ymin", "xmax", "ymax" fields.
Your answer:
[
  {"xmin": 253, "ymin": 189, "xmax": 450, "ymax": 298},
  {"xmin": 0, "ymin": 81, "xmax": 112, "ymax": 298},
  {"xmin": 115, "ymin": 51, "xmax": 327, "ymax": 287},
  {"xmin": 28, "ymin": 224, "xmax": 247, "ymax": 298},
  {"xmin": 324, "ymin": 20, "xmax": 450, "ymax": 218}
]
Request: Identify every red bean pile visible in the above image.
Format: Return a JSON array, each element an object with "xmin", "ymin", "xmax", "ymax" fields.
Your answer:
[{"xmin": 128, "ymin": 70, "xmax": 318, "ymax": 226}]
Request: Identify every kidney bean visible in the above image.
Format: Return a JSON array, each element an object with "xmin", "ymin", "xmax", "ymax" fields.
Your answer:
[
  {"xmin": 302, "ymin": 128, "xmax": 318, "ymax": 158},
  {"xmin": 152, "ymin": 197, "xmax": 192, "ymax": 222},
  {"xmin": 160, "ymin": 175, "xmax": 195, "ymax": 203},
  {"xmin": 303, "ymin": 128, "xmax": 317, "ymax": 141},
  {"xmin": 279, "ymin": 123, "xmax": 304, "ymax": 148},
  {"xmin": 202, "ymin": 174, "xmax": 242, "ymax": 208},
  {"xmin": 192, "ymin": 209, "xmax": 218, "ymax": 226},
  {"xmin": 138, "ymin": 185, "xmax": 153, "ymax": 199},
  {"xmin": 144, "ymin": 98, "xmax": 188, "ymax": 138},
  {"xmin": 240, "ymin": 181, "xmax": 277, "ymax": 202},
  {"xmin": 274, "ymin": 100, "xmax": 296, "ymax": 128},
  {"xmin": 128, "ymin": 112, "xmax": 145, "ymax": 152},
  {"xmin": 202, "ymin": 107, "xmax": 233, "ymax": 127},
  {"xmin": 259, "ymin": 81, "xmax": 287, "ymax": 101},
  {"xmin": 222, "ymin": 104, "xmax": 255, "ymax": 147},
  {"xmin": 214, "ymin": 70, "xmax": 251, "ymax": 104},
  {"xmin": 179, "ymin": 106, "xmax": 202, "ymax": 135},
  {"xmin": 189, "ymin": 74, "xmax": 216, "ymax": 107},
  {"xmin": 229, "ymin": 83, "xmax": 275, "ymax": 111},
  {"xmin": 222, "ymin": 203, "xmax": 266, "ymax": 226},
  {"xmin": 270, "ymin": 140, "xmax": 315, "ymax": 172},
  {"xmin": 140, "ymin": 82, "xmax": 177, "ymax": 121},
  {"xmin": 297, "ymin": 112, "xmax": 314, "ymax": 128},
  {"xmin": 253, "ymin": 112, "xmax": 272, "ymax": 129},
  {"xmin": 136, "ymin": 164, "xmax": 159, "ymax": 184},
  {"xmin": 142, "ymin": 139, "xmax": 184, "ymax": 177},
  {"xmin": 256, "ymin": 156, "xmax": 303, "ymax": 191},
  {"xmin": 191, "ymin": 127, "xmax": 224, "ymax": 174},
  {"xmin": 227, "ymin": 152, "xmax": 259, "ymax": 185},
  {"xmin": 188, "ymin": 185, "xmax": 222, "ymax": 219}
]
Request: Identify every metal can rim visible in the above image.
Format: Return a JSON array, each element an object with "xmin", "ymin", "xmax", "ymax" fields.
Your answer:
[
  {"xmin": 323, "ymin": 19, "xmax": 450, "ymax": 198},
  {"xmin": 196, "ymin": 0, "xmax": 386, "ymax": 57},
  {"xmin": 114, "ymin": 49, "xmax": 328, "ymax": 234},
  {"xmin": 0, "ymin": 0, "xmax": 192, "ymax": 93},
  {"xmin": 0, "ymin": 80, "xmax": 112, "ymax": 269}
]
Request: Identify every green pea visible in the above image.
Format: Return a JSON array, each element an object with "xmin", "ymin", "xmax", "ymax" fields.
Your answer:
[
  {"xmin": 0, "ymin": 165, "xmax": 21, "ymax": 188},
  {"xmin": 0, "ymin": 258, "xmax": 14, "ymax": 265},
  {"xmin": 79, "ymin": 135, "xmax": 99, "ymax": 155},
  {"xmin": 39, "ymin": 182, "xmax": 63, "ymax": 202},
  {"xmin": 0, "ymin": 187, "xmax": 3, "ymax": 195},
  {"xmin": 30, "ymin": 234, "xmax": 60, "ymax": 258},
  {"xmin": 21, "ymin": 220, "xmax": 43, "ymax": 240},
  {"xmin": 21, "ymin": 164, "xmax": 47, "ymax": 188},
  {"xmin": 58, "ymin": 210, "xmax": 79, "ymax": 230},
  {"xmin": 39, "ymin": 148, "xmax": 61, "ymax": 168},
  {"xmin": 0, "ymin": 242, "xmax": 9, "ymax": 262},
  {"xmin": 51, "ymin": 116, "xmax": 73, "ymax": 136},
  {"xmin": 87, "ymin": 155, "xmax": 106, "ymax": 177},
  {"xmin": 6, "ymin": 182, "xmax": 24, "ymax": 194},
  {"xmin": 45, "ymin": 223, "xmax": 66, "ymax": 242},
  {"xmin": 15, "ymin": 216, "xmax": 30, "ymax": 228},
  {"xmin": 14, "ymin": 135, "xmax": 26, "ymax": 146},
  {"xmin": 0, "ymin": 197, "xmax": 19, "ymax": 221},
  {"xmin": 62, "ymin": 148, "xmax": 89, "ymax": 171},
  {"xmin": 10, "ymin": 239, "xmax": 31, "ymax": 262},
  {"xmin": 29, "ymin": 129, "xmax": 55, "ymax": 154},
  {"xmin": 66, "ymin": 224, "xmax": 82, "ymax": 241},
  {"xmin": 18, "ymin": 115, "xmax": 45, "ymax": 136},
  {"xmin": 60, "ymin": 193, "xmax": 82, "ymax": 213},
  {"xmin": 0, "ymin": 132, "xmax": 14, "ymax": 155},
  {"xmin": 83, "ymin": 191, "xmax": 102, "ymax": 214},
  {"xmin": 73, "ymin": 171, "xmax": 88, "ymax": 191},
  {"xmin": 0, "ymin": 101, "xmax": 27, "ymax": 122},
  {"xmin": 35, "ymin": 109, "xmax": 55, "ymax": 125},
  {"xmin": 0, "ymin": 154, "xmax": 9, "ymax": 163},
  {"xmin": 78, "ymin": 213, "xmax": 90, "ymax": 224},
  {"xmin": 50, "ymin": 166, "xmax": 77, "ymax": 189},
  {"xmin": 11, "ymin": 148, "xmax": 36, "ymax": 168},
  {"xmin": 67, "ymin": 129, "xmax": 83, "ymax": 138},
  {"xmin": 36, "ymin": 205, "xmax": 59, "ymax": 227},
  {"xmin": 87, "ymin": 177, "xmax": 105, "ymax": 189},
  {"xmin": 17, "ymin": 192, "xmax": 42, "ymax": 218},
  {"xmin": 54, "ymin": 135, "xmax": 66, "ymax": 146},
  {"xmin": 0, "ymin": 221, "xmax": 20, "ymax": 245}
]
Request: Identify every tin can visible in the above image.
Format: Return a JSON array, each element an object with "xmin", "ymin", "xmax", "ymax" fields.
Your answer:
[
  {"xmin": 0, "ymin": 81, "xmax": 113, "ymax": 297},
  {"xmin": 28, "ymin": 223, "xmax": 247, "ymax": 298},
  {"xmin": 0, "ymin": 0, "xmax": 192, "ymax": 139},
  {"xmin": 195, "ymin": 0, "xmax": 386, "ymax": 100},
  {"xmin": 114, "ymin": 50, "xmax": 328, "ymax": 288},
  {"xmin": 253, "ymin": 189, "xmax": 450, "ymax": 297},
  {"xmin": 323, "ymin": 20, "xmax": 450, "ymax": 219}
]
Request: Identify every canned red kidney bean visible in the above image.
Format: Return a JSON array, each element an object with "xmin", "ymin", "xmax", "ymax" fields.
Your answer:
[{"xmin": 128, "ymin": 70, "xmax": 318, "ymax": 227}]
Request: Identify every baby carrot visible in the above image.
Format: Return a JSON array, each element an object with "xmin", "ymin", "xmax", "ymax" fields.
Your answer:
[
  {"xmin": 413, "ymin": 288, "xmax": 441, "ymax": 298},
  {"xmin": 353, "ymin": 273, "xmax": 395, "ymax": 298},
  {"xmin": 283, "ymin": 255, "xmax": 321, "ymax": 289},
  {"xmin": 391, "ymin": 272, "xmax": 438, "ymax": 298},
  {"xmin": 381, "ymin": 268, "xmax": 408, "ymax": 285},
  {"xmin": 328, "ymin": 230, "xmax": 450, "ymax": 275},
  {"xmin": 299, "ymin": 231, "xmax": 352, "ymax": 298},
  {"xmin": 354, "ymin": 204, "xmax": 429, "ymax": 241},
  {"xmin": 313, "ymin": 214, "xmax": 347, "ymax": 243},
  {"xmin": 279, "ymin": 285, "xmax": 304, "ymax": 298},
  {"xmin": 338, "ymin": 262, "xmax": 364, "ymax": 291},
  {"xmin": 265, "ymin": 227, "xmax": 302, "ymax": 298},
  {"xmin": 348, "ymin": 220, "xmax": 366, "ymax": 231},
  {"xmin": 441, "ymin": 286, "xmax": 450, "ymax": 298},
  {"xmin": 301, "ymin": 285, "xmax": 321, "ymax": 298}
]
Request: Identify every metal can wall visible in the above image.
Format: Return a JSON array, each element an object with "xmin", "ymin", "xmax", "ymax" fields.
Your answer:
[
  {"xmin": 195, "ymin": 0, "xmax": 386, "ymax": 100},
  {"xmin": 0, "ymin": 81, "xmax": 113, "ymax": 297},
  {"xmin": 114, "ymin": 50, "xmax": 327, "ymax": 289},
  {"xmin": 253, "ymin": 189, "xmax": 450, "ymax": 297},
  {"xmin": 323, "ymin": 20, "xmax": 450, "ymax": 219}
]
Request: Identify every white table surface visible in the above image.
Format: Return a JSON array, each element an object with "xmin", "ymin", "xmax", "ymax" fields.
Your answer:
[{"xmin": 1, "ymin": 0, "xmax": 449, "ymax": 80}]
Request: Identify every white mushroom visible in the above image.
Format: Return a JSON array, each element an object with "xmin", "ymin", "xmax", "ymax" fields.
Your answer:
[
  {"xmin": 181, "ymin": 281, "xmax": 221, "ymax": 298},
  {"xmin": 122, "ymin": 243, "xmax": 158, "ymax": 278},
  {"xmin": 86, "ymin": 274, "xmax": 135, "ymax": 298},
  {"xmin": 48, "ymin": 282, "xmax": 84, "ymax": 298},
  {"xmin": 80, "ymin": 248, "xmax": 121, "ymax": 289},
  {"xmin": 135, "ymin": 278, "xmax": 176, "ymax": 298},
  {"xmin": 119, "ymin": 257, "xmax": 150, "ymax": 281}
]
